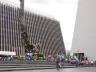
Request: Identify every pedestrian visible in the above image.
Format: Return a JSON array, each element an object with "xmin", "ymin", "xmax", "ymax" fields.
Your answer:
[
  {"xmin": 47, "ymin": 54, "xmax": 51, "ymax": 62},
  {"xmin": 55, "ymin": 54, "xmax": 60, "ymax": 70},
  {"xmin": 75, "ymin": 57, "xmax": 79, "ymax": 66},
  {"xmin": 90, "ymin": 60, "xmax": 94, "ymax": 65},
  {"xmin": 60, "ymin": 53, "xmax": 65, "ymax": 66}
]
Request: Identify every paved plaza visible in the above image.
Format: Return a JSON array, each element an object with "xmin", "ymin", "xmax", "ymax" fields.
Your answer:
[
  {"xmin": 11, "ymin": 67, "xmax": 96, "ymax": 72},
  {"xmin": 0, "ymin": 61, "xmax": 96, "ymax": 72}
]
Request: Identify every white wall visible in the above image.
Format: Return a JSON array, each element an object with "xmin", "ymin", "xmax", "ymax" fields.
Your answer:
[{"xmin": 71, "ymin": 0, "xmax": 96, "ymax": 61}]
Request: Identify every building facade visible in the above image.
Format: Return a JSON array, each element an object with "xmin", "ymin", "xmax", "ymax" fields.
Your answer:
[
  {"xmin": 71, "ymin": 0, "xmax": 96, "ymax": 61},
  {"xmin": 0, "ymin": 0, "xmax": 65, "ymax": 56}
]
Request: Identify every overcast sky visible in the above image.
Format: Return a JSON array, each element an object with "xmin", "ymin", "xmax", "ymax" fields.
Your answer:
[{"xmin": 8, "ymin": 0, "xmax": 79, "ymax": 50}]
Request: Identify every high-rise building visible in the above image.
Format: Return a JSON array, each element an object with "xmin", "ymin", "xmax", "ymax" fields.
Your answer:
[
  {"xmin": 0, "ymin": 0, "xmax": 65, "ymax": 56},
  {"xmin": 71, "ymin": 0, "xmax": 96, "ymax": 61}
]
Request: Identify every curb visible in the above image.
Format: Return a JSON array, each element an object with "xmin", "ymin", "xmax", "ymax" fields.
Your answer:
[
  {"xmin": 0, "ymin": 66, "xmax": 76, "ymax": 71},
  {"xmin": 0, "ymin": 66, "xmax": 96, "ymax": 71}
]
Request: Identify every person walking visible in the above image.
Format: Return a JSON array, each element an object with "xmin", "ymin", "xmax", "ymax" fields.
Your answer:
[
  {"xmin": 55, "ymin": 54, "xmax": 60, "ymax": 70},
  {"xmin": 75, "ymin": 57, "xmax": 79, "ymax": 66},
  {"xmin": 47, "ymin": 54, "xmax": 51, "ymax": 62},
  {"xmin": 61, "ymin": 53, "xmax": 65, "ymax": 66}
]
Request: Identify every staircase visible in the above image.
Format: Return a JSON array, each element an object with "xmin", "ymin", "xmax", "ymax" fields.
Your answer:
[{"xmin": 0, "ymin": 61, "xmax": 76, "ymax": 71}]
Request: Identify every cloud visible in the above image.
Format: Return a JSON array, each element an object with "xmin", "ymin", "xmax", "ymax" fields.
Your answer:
[
  {"xmin": 64, "ymin": 40, "xmax": 72, "ymax": 50},
  {"xmin": 8, "ymin": 0, "xmax": 19, "ymax": 4},
  {"xmin": 29, "ymin": 0, "xmax": 50, "ymax": 5},
  {"xmin": 65, "ymin": 40, "xmax": 72, "ymax": 45},
  {"xmin": 29, "ymin": 0, "xmax": 65, "ymax": 5},
  {"xmin": 65, "ymin": 45, "xmax": 72, "ymax": 50},
  {"xmin": 29, "ymin": 0, "xmax": 78, "ymax": 5}
]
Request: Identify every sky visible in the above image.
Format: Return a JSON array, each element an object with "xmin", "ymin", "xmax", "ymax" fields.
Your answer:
[{"xmin": 8, "ymin": 0, "xmax": 79, "ymax": 50}]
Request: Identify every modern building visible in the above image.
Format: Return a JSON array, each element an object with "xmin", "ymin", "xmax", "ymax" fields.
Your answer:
[
  {"xmin": 0, "ymin": 0, "xmax": 65, "ymax": 56},
  {"xmin": 71, "ymin": 0, "xmax": 96, "ymax": 61}
]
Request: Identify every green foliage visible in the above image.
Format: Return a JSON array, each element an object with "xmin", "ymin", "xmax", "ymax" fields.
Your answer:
[
  {"xmin": 39, "ymin": 57, "xmax": 42, "ymax": 60},
  {"xmin": 21, "ymin": 56, "xmax": 25, "ymax": 60},
  {"xmin": 33, "ymin": 56, "xmax": 37, "ymax": 60},
  {"xmin": 66, "ymin": 52, "xmax": 71, "ymax": 59},
  {"xmin": 44, "ymin": 57, "xmax": 47, "ymax": 60},
  {"xmin": 37, "ymin": 56, "xmax": 39, "ymax": 60},
  {"xmin": 67, "ymin": 52, "xmax": 70, "ymax": 56},
  {"xmin": 51, "ymin": 57, "xmax": 54, "ymax": 61},
  {"xmin": 13, "ymin": 56, "xmax": 19, "ymax": 60},
  {"xmin": 39, "ymin": 52, "xmax": 44, "ymax": 57}
]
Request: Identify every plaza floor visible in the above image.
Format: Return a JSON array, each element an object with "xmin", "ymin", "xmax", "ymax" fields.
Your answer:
[{"xmin": 11, "ymin": 67, "xmax": 96, "ymax": 72}]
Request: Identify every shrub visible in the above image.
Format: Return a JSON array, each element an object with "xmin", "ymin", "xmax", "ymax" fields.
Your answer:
[
  {"xmin": 51, "ymin": 57, "xmax": 55, "ymax": 61},
  {"xmin": 39, "ymin": 52, "xmax": 44, "ymax": 57},
  {"xmin": 33, "ymin": 56, "xmax": 37, "ymax": 60},
  {"xmin": 44, "ymin": 57, "xmax": 47, "ymax": 60},
  {"xmin": 39, "ymin": 57, "xmax": 42, "ymax": 60},
  {"xmin": 37, "ymin": 56, "xmax": 39, "ymax": 60},
  {"xmin": 21, "ymin": 56, "xmax": 25, "ymax": 60},
  {"xmin": 13, "ymin": 56, "xmax": 19, "ymax": 60}
]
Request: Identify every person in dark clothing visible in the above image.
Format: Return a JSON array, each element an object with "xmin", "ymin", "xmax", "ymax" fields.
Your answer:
[{"xmin": 55, "ymin": 54, "xmax": 60, "ymax": 70}]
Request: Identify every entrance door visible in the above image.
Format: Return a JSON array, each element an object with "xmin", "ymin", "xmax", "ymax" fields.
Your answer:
[{"xmin": 74, "ymin": 53, "xmax": 84, "ymax": 60}]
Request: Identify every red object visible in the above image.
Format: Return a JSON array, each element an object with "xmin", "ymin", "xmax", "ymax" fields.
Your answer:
[{"xmin": 48, "ymin": 55, "xmax": 51, "ymax": 58}]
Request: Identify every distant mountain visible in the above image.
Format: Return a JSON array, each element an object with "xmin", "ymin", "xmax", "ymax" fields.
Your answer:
[{"xmin": 66, "ymin": 50, "xmax": 71, "ymax": 53}]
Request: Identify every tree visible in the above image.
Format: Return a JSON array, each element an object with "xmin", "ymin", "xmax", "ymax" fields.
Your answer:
[{"xmin": 66, "ymin": 52, "xmax": 71, "ymax": 59}]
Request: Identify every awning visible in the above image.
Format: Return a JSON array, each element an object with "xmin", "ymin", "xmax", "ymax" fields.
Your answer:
[{"xmin": 0, "ymin": 51, "xmax": 16, "ymax": 55}]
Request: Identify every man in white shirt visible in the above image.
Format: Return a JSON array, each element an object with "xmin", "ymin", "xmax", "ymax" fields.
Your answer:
[
  {"xmin": 74, "ymin": 55, "xmax": 77, "ymax": 60},
  {"xmin": 90, "ymin": 60, "xmax": 94, "ymax": 65},
  {"xmin": 60, "ymin": 53, "xmax": 64, "ymax": 66},
  {"xmin": 84, "ymin": 55, "xmax": 88, "ymax": 60}
]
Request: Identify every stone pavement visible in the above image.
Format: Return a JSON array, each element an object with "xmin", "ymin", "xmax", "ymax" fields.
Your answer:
[
  {"xmin": 0, "ymin": 65, "xmax": 76, "ymax": 71},
  {"xmin": 0, "ymin": 61, "xmax": 95, "ymax": 71},
  {"xmin": 0, "ymin": 61, "xmax": 76, "ymax": 71},
  {"xmin": 11, "ymin": 67, "xmax": 96, "ymax": 72}
]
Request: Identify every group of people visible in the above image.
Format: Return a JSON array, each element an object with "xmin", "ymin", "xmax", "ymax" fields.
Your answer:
[
  {"xmin": 67, "ymin": 55, "xmax": 96, "ymax": 66},
  {"xmin": 79, "ymin": 59, "xmax": 96, "ymax": 66},
  {"xmin": 0, "ymin": 55, "xmax": 13, "ymax": 61}
]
